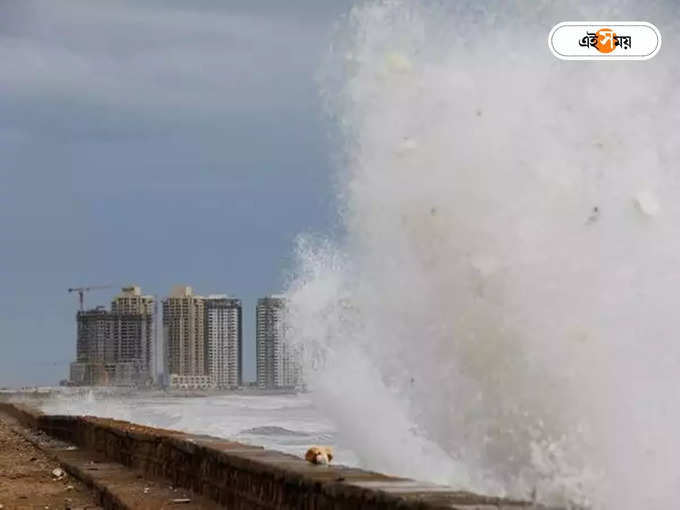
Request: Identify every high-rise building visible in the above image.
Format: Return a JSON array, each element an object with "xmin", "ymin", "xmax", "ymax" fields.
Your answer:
[
  {"xmin": 69, "ymin": 285, "xmax": 155, "ymax": 386},
  {"xmin": 256, "ymin": 295, "xmax": 302, "ymax": 389},
  {"xmin": 163, "ymin": 286, "xmax": 207, "ymax": 385},
  {"xmin": 110, "ymin": 286, "xmax": 154, "ymax": 386},
  {"xmin": 205, "ymin": 296, "xmax": 242, "ymax": 388},
  {"xmin": 70, "ymin": 307, "xmax": 114, "ymax": 385},
  {"xmin": 111, "ymin": 285, "xmax": 154, "ymax": 315},
  {"xmin": 74, "ymin": 307, "xmax": 114, "ymax": 364}
]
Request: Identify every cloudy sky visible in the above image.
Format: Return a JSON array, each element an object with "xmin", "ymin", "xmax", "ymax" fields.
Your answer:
[{"xmin": 0, "ymin": 0, "xmax": 353, "ymax": 386}]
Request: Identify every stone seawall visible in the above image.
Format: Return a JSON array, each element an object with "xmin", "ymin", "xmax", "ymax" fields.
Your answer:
[{"xmin": 0, "ymin": 401, "xmax": 539, "ymax": 509}]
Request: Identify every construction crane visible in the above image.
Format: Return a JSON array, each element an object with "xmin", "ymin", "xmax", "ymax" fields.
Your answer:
[{"xmin": 67, "ymin": 285, "xmax": 116, "ymax": 311}]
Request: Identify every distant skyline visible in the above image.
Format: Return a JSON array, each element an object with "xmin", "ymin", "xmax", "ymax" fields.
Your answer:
[{"xmin": 0, "ymin": 0, "xmax": 353, "ymax": 386}]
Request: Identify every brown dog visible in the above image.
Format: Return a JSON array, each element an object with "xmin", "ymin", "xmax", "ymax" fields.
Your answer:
[{"xmin": 305, "ymin": 446, "xmax": 333, "ymax": 465}]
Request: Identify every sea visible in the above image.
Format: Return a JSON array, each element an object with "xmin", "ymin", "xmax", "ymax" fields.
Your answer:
[{"xmin": 29, "ymin": 388, "xmax": 359, "ymax": 467}]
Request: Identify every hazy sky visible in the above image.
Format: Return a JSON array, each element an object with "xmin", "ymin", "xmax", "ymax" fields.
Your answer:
[{"xmin": 0, "ymin": 0, "xmax": 353, "ymax": 386}]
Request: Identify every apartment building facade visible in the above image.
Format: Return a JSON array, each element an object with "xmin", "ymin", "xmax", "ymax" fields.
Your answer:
[
  {"xmin": 205, "ymin": 296, "xmax": 242, "ymax": 389},
  {"xmin": 163, "ymin": 286, "xmax": 206, "ymax": 382},
  {"xmin": 256, "ymin": 295, "xmax": 302, "ymax": 389},
  {"xmin": 110, "ymin": 286, "xmax": 155, "ymax": 385}
]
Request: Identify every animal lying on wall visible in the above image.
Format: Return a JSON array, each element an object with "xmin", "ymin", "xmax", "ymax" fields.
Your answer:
[{"xmin": 305, "ymin": 446, "xmax": 334, "ymax": 465}]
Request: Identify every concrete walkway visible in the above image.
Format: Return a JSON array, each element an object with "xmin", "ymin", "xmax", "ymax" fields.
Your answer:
[
  {"xmin": 0, "ymin": 411, "xmax": 221, "ymax": 510},
  {"xmin": 0, "ymin": 412, "xmax": 98, "ymax": 509}
]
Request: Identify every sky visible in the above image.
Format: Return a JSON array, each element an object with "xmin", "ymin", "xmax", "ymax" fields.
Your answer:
[{"xmin": 0, "ymin": 0, "xmax": 353, "ymax": 386}]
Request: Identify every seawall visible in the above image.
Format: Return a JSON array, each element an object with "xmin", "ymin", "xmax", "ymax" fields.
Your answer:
[{"xmin": 0, "ymin": 401, "xmax": 542, "ymax": 509}]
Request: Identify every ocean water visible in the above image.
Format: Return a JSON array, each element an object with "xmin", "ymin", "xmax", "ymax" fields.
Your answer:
[{"xmin": 38, "ymin": 391, "xmax": 359, "ymax": 466}]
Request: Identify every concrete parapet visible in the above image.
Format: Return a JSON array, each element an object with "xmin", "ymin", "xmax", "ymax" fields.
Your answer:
[{"xmin": 0, "ymin": 402, "xmax": 539, "ymax": 509}]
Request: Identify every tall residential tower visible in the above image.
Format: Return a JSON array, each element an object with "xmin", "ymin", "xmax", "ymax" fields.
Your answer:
[
  {"xmin": 163, "ymin": 287, "xmax": 243, "ymax": 389},
  {"xmin": 110, "ymin": 286, "xmax": 154, "ymax": 384},
  {"xmin": 163, "ymin": 286, "xmax": 207, "ymax": 387},
  {"xmin": 256, "ymin": 295, "xmax": 302, "ymax": 389},
  {"xmin": 205, "ymin": 296, "xmax": 242, "ymax": 388}
]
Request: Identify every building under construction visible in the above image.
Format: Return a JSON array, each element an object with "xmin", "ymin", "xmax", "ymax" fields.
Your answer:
[{"xmin": 69, "ymin": 286, "xmax": 155, "ymax": 387}]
